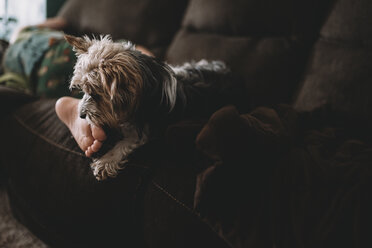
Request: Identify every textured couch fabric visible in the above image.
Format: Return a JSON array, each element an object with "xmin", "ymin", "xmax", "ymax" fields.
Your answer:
[
  {"xmin": 166, "ymin": 0, "xmax": 334, "ymax": 108},
  {"xmin": 0, "ymin": 100, "xmax": 151, "ymax": 247},
  {"xmin": 58, "ymin": 0, "xmax": 188, "ymax": 58},
  {"xmin": 1, "ymin": 0, "xmax": 372, "ymax": 247},
  {"xmin": 294, "ymin": 0, "xmax": 372, "ymax": 120}
]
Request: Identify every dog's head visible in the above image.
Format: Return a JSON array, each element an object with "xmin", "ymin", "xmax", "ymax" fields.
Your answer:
[{"xmin": 65, "ymin": 35, "xmax": 177, "ymax": 132}]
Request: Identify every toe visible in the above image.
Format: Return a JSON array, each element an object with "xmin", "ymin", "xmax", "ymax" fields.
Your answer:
[
  {"xmin": 81, "ymin": 136, "xmax": 94, "ymax": 152},
  {"xmin": 85, "ymin": 147, "xmax": 93, "ymax": 157},
  {"xmin": 91, "ymin": 140, "xmax": 103, "ymax": 153},
  {"xmin": 91, "ymin": 125, "xmax": 107, "ymax": 141}
]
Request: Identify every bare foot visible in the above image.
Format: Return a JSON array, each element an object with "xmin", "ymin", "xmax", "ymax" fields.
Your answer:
[{"xmin": 55, "ymin": 97, "xmax": 106, "ymax": 157}]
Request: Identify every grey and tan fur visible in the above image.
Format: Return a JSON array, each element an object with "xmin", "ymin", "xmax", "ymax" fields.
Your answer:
[{"xmin": 65, "ymin": 35, "xmax": 233, "ymax": 181}]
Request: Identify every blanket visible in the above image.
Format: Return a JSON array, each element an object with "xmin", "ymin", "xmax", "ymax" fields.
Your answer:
[
  {"xmin": 1, "ymin": 27, "xmax": 78, "ymax": 98},
  {"xmin": 192, "ymin": 104, "xmax": 372, "ymax": 248}
]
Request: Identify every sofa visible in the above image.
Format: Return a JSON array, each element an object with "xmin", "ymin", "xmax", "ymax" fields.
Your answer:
[{"xmin": 1, "ymin": 0, "xmax": 372, "ymax": 247}]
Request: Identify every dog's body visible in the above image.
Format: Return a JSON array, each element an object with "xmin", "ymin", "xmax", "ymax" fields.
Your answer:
[{"xmin": 65, "ymin": 35, "xmax": 244, "ymax": 180}]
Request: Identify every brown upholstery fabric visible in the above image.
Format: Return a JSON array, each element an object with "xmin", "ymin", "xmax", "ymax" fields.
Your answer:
[
  {"xmin": 0, "ymin": 99, "xmax": 152, "ymax": 247},
  {"xmin": 294, "ymin": 0, "xmax": 372, "ymax": 120},
  {"xmin": 0, "ymin": 86, "xmax": 37, "ymax": 114},
  {"xmin": 166, "ymin": 0, "xmax": 334, "ymax": 108},
  {"xmin": 167, "ymin": 31, "xmax": 301, "ymax": 108},
  {"xmin": 180, "ymin": 0, "xmax": 293, "ymax": 36},
  {"xmin": 58, "ymin": 0, "xmax": 188, "ymax": 57}
]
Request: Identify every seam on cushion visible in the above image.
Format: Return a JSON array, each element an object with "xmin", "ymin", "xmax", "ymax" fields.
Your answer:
[
  {"xmin": 318, "ymin": 36, "xmax": 372, "ymax": 48},
  {"xmin": 12, "ymin": 114, "xmax": 153, "ymax": 170},
  {"xmin": 151, "ymin": 180, "xmax": 235, "ymax": 248},
  {"xmin": 12, "ymin": 113, "xmax": 85, "ymax": 157}
]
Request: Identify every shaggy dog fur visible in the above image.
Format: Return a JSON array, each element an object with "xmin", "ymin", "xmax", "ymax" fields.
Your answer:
[{"xmin": 65, "ymin": 35, "xmax": 243, "ymax": 180}]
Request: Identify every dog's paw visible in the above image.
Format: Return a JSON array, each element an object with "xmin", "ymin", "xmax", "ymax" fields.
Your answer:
[
  {"xmin": 90, "ymin": 159, "xmax": 126, "ymax": 181},
  {"xmin": 93, "ymin": 167, "xmax": 108, "ymax": 181}
]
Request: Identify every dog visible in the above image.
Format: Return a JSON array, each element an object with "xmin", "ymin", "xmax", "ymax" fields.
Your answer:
[{"xmin": 65, "ymin": 35, "xmax": 244, "ymax": 181}]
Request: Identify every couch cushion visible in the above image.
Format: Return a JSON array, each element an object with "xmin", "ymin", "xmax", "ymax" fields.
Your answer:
[
  {"xmin": 0, "ymin": 86, "xmax": 37, "ymax": 114},
  {"xmin": 181, "ymin": 0, "xmax": 293, "ymax": 36},
  {"xmin": 166, "ymin": 0, "xmax": 332, "ymax": 108},
  {"xmin": 58, "ymin": 0, "xmax": 188, "ymax": 58},
  {"xmin": 0, "ymin": 99, "xmax": 151, "ymax": 247},
  {"xmin": 294, "ymin": 0, "xmax": 372, "ymax": 119},
  {"xmin": 167, "ymin": 30, "xmax": 302, "ymax": 108}
]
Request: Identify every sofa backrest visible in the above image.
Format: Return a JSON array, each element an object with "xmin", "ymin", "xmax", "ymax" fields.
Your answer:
[
  {"xmin": 58, "ymin": 0, "xmax": 188, "ymax": 58},
  {"xmin": 57, "ymin": 0, "xmax": 372, "ymax": 119},
  {"xmin": 294, "ymin": 0, "xmax": 372, "ymax": 120},
  {"xmin": 165, "ymin": 0, "xmax": 334, "ymax": 108}
]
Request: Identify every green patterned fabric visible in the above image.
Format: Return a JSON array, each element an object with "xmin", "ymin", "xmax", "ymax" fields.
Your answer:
[
  {"xmin": 36, "ymin": 38, "xmax": 79, "ymax": 98},
  {"xmin": 1, "ymin": 27, "xmax": 80, "ymax": 98}
]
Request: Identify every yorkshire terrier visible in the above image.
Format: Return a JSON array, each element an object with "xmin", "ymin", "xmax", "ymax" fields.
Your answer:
[{"xmin": 65, "ymin": 35, "xmax": 244, "ymax": 181}]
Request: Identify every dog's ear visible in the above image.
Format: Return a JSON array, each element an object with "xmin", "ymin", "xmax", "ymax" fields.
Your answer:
[
  {"xmin": 98, "ymin": 57, "xmax": 142, "ymax": 120},
  {"xmin": 64, "ymin": 35, "xmax": 92, "ymax": 55}
]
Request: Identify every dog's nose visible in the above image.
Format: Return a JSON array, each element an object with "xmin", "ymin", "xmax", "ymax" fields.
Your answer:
[{"xmin": 80, "ymin": 112, "xmax": 86, "ymax": 119}]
